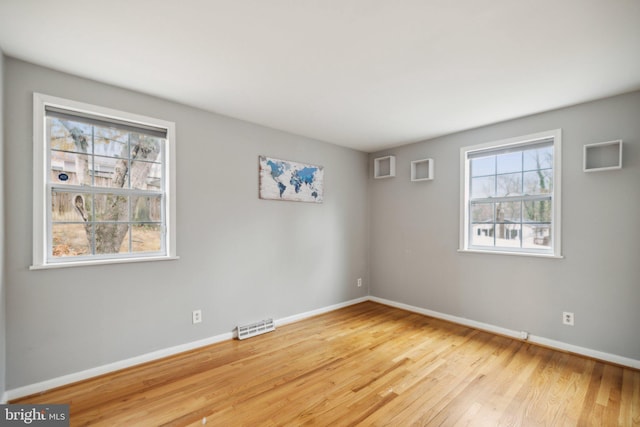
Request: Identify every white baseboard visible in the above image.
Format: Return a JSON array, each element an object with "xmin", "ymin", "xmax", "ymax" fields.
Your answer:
[
  {"xmin": 369, "ymin": 296, "xmax": 640, "ymax": 370},
  {"xmin": 5, "ymin": 331, "xmax": 234, "ymax": 402},
  {"xmin": 6, "ymin": 295, "xmax": 637, "ymax": 401},
  {"xmin": 5, "ymin": 296, "xmax": 368, "ymax": 401},
  {"xmin": 527, "ymin": 335, "xmax": 640, "ymax": 370},
  {"xmin": 275, "ymin": 296, "xmax": 369, "ymax": 327}
]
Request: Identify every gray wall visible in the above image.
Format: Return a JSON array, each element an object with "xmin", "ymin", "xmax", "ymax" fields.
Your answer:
[
  {"xmin": 0, "ymin": 50, "xmax": 6, "ymax": 399},
  {"xmin": 3, "ymin": 54, "xmax": 639, "ymax": 392},
  {"xmin": 4, "ymin": 58, "xmax": 370, "ymax": 390},
  {"xmin": 369, "ymin": 91, "xmax": 640, "ymax": 360}
]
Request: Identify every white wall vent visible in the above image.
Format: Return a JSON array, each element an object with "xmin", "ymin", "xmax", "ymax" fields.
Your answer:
[{"xmin": 236, "ymin": 318, "xmax": 275, "ymax": 340}]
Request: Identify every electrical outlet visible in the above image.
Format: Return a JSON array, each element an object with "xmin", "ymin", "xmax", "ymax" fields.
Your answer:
[
  {"xmin": 192, "ymin": 309, "xmax": 202, "ymax": 324},
  {"xmin": 563, "ymin": 312, "xmax": 574, "ymax": 326},
  {"xmin": 357, "ymin": 278, "xmax": 362, "ymax": 287}
]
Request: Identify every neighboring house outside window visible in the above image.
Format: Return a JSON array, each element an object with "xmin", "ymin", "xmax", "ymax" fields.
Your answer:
[
  {"xmin": 32, "ymin": 93, "xmax": 177, "ymax": 269},
  {"xmin": 459, "ymin": 129, "xmax": 562, "ymax": 258}
]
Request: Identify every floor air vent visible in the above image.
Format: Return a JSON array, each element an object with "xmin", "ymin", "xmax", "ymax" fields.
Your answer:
[{"xmin": 237, "ymin": 318, "xmax": 275, "ymax": 340}]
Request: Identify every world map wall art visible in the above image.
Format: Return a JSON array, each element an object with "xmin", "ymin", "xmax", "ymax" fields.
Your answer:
[{"xmin": 259, "ymin": 156, "xmax": 324, "ymax": 203}]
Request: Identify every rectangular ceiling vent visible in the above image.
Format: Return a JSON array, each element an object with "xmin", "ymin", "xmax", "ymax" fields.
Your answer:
[{"xmin": 237, "ymin": 318, "xmax": 275, "ymax": 340}]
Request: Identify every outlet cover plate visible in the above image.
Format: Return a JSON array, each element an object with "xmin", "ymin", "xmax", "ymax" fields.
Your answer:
[
  {"xmin": 193, "ymin": 309, "xmax": 202, "ymax": 324},
  {"xmin": 563, "ymin": 312, "xmax": 574, "ymax": 326}
]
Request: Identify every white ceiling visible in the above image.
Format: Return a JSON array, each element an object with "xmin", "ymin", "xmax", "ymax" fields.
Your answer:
[{"xmin": 1, "ymin": 1, "xmax": 639, "ymax": 152}]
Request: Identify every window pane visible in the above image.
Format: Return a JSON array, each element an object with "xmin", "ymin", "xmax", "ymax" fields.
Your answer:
[
  {"xmin": 497, "ymin": 151, "xmax": 522, "ymax": 174},
  {"xmin": 52, "ymin": 191, "xmax": 92, "ymax": 222},
  {"xmin": 94, "ymin": 194, "xmax": 129, "ymax": 222},
  {"xmin": 495, "ymin": 224, "xmax": 521, "ymax": 248},
  {"xmin": 146, "ymin": 163, "xmax": 163, "ymax": 191},
  {"xmin": 130, "ymin": 135, "xmax": 162, "ymax": 162},
  {"xmin": 523, "ymin": 224, "xmax": 552, "ymax": 249},
  {"xmin": 471, "ymin": 202, "xmax": 494, "ymax": 223},
  {"xmin": 48, "ymin": 117, "xmax": 92, "ymax": 153},
  {"xmin": 131, "ymin": 161, "xmax": 162, "ymax": 190},
  {"xmin": 49, "ymin": 118, "xmax": 75, "ymax": 152},
  {"xmin": 51, "ymin": 150, "xmax": 88, "ymax": 185},
  {"xmin": 524, "ymin": 200, "xmax": 552, "ymax": 223},
  {"xmin": 95, "ymin": 223, "xmax": 130, "ymax": 255},
  {"xmin": 471, "ymin": 176, "xmax": 495, "ymax": 198},
  {"xmin": 496, "ymin": 201, "xmax": 521, "ymax": 223},
  {"xmin": 471, "ymin": 224, "xmax": 494, "ymax": 247},
  {"xmin": 133, "ymin": 195, "xmax": 162, "ymax": 222},
  {"xmin": 93, "ymin": 156, "xmax": 129, "ymax": 188},
  {"xmin": 523, "ymin": 145, "xmax": 553, "ymax": 171},
  {"xmin": 52, "ymin": 223, "xmax": 91, "ymax": 257},
  {"xmin": 471, "ymin": 202, "xmax": 495, "ymax": 247},
  {"xmin": 496, "ymin": 173, "xmax": 522, "ymax": 196},
  {"xmin": 523, "ymin": 170, "xmax": 552, "ymax": 194},
  {"xmin": 131, "ymin": 224, "xmax": 162, "ymax": 253},
  {"xmin": 471, "ymin": 156, "xmax": 495, "ymax": 177},
  {"xmin": 94, "ymin": 126, "xmax": 128, "ymax": 157}
]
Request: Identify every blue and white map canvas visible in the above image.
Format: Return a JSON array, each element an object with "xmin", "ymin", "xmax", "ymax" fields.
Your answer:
[{"xmin": 259, "ymin": 156, "xmax": 324, "ymax": 203}]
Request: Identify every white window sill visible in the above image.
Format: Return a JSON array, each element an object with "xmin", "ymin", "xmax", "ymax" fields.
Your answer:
[
  {"xmin": 30, "ymin": 255, "xmax": 180, "ymax": 270},
  {"xmin": 457, "ymin": 249, "xmax": 563, "ymax": 259}
]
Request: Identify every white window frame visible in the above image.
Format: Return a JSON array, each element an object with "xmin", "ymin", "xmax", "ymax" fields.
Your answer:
[
  {"xmin": 459, "ymin": 129, "xmax": 562, "ymax": 258},
  {"xmin": 31, "ymin": 93, "xmax": 178, "ymax": 269}
]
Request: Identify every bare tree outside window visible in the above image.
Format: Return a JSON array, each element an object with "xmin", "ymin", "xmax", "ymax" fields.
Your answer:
[
  {"xmin": 49, "ymin": 117, "xmax": 164, "ymax": 258},
  {"xmin": 32, "ymin": 93, "xmax": 176, "ymax": 268}
]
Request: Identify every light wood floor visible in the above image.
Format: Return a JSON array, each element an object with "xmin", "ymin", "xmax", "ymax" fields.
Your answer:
[{"xmin": 13, "ymin": 302, "xmax": 640, "ymax": 426}]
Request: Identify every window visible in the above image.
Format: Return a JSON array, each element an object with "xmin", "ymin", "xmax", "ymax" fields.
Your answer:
[
  {"xmin": 32, "ymin": 93, "xmax": 177, "ymax": 268},
  {"xmin": 459, "ymin": 129, "xmax": 561, "ymax": 257}
]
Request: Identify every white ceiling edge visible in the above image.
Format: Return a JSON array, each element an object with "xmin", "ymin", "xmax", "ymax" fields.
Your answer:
[{"xmin": 0, "ymin": 0, "xmax": 639, "ymax": 153}]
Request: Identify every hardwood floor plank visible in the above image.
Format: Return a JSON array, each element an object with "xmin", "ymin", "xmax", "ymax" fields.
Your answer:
[
  {"xmin": 11, "ymin": 302, "xmax": 640, "ymax": 426},
  {"xmin": 578, "ymin": 362, "xmax": 606, "ymax": 425},
  {"xmin": 619, "ymin": 369, "xmax": 640, "ymax": 426}
]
